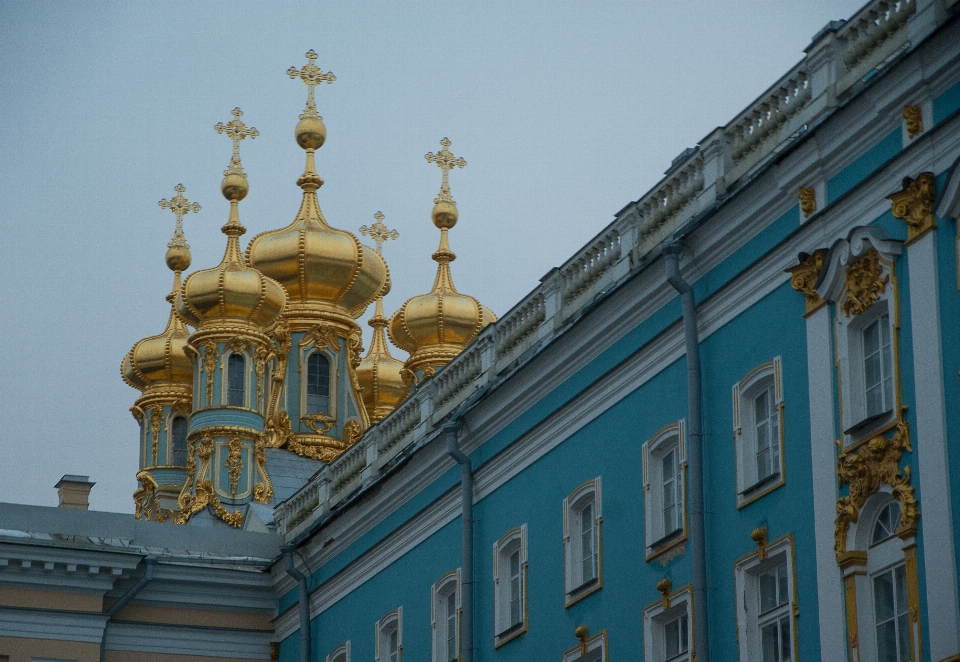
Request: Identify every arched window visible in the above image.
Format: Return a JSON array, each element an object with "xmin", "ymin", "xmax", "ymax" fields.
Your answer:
[
  {"xmin": 170, "ymin": 416, "xmax": 188, "ymax": 466},
  {"xmin": 227, "ymin": 353, "xmax": 245, "ymax": 407},
  {"xmin": 307, "ymin": 352, "xmax": 331, "ymax": 414}
]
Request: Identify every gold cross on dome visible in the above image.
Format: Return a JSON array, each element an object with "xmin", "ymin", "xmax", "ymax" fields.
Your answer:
[
  {"xmin": 425, "ymin": 137, "xmax": 466, "ymax": 202},
  {"xmin": 360, "ymin": 211, "xmax": 399, "ymax": 255},
  {"xmin": 288, "ymin": 50, "xmax": 336, "ymax": 119},
  {"xmin": 159, "ymin": 183, "xmax": 200, "ymax": 248},
  {"xmin": 215, "ymin": 107, "xmax": 259, "ymax": 175}
]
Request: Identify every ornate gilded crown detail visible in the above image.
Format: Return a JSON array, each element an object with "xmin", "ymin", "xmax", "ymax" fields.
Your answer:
[
  {"xmin": 159, "ymin": 184, "xmax": 200, "ymax": 249},
  {"xmin": 889, "ymin": 171, "xmax": 936, "ymax": 244},
  {"xmin": 215, "ymin": 107, "xmax": 259, "ymax": 178},
  {"xmin": 426, "ymin": 137, "xmax": 466, "ymax": 204},
  {"xmin": 288, "ymin": 49, "xmax": 335, "ymax": 120}
]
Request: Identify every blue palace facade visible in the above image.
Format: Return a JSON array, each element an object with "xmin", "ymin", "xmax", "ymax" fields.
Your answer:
[{"xmin": 4, "ymin": 1, "xmax": 960, "ymax": 661}]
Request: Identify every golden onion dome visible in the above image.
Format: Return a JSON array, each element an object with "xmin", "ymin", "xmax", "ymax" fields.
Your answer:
[
  {"xmin": 177, "ymin": 133, "xmax": 287, "ymax": 331},
  {"xmin": 122, "ymin": 185, "xmax": 201, "ymax": 393},
  {"xmin": 356, "ymin": 298, "xmax": 407, "ymax": 423},
  {"xmin": 247, "ymin": 55, "xmax": 389, "ymax": 321},
  {"xmin": 389, "ymin": 189, "xmax": 496, "ymax": 375}
]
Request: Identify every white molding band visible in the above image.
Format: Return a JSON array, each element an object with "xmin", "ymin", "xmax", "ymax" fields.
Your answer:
[
  {"xmin": 805, "ymin": 304, "xmax": 847, "ymax": 656},
  {"xmin": 905, "ymin": 229, "xmax": 960, "ymax": 657}
]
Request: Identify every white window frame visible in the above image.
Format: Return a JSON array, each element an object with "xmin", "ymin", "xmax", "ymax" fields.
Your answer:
[
  {"xmin": 643, "ymin": 422, "xmax": 687, "ymax": 559},
  {"xmin": 847, "ymin": 492, "xmax": 918, "ymax": 662},
  {"xmin": 375, "ymin": 608, "xmax": 402, "ymax": 662},
  {"xmin": 432, "ymin": 570, "xmax": 461, "ymax": 662},
  {"xmin": 493, "ymin": 525, "xmax": 528, "ymax": 647},
  {"xmin": 562, "ymin": 630, "xmax": 607, "ymax": 662},
  {"xmin": 735, "ymin": 535, "xmax": 798, "ymax": 662},
  {"xmin": 563, "ymin": 478, "xmax": 602, "ymax": 606},
  {"xmin": 326, "ymin": 641, "xmax": 350, "ymax": 662},
  {"xmin": 643, "ymin": 585, "xmax": 693, "ymax": 662},
  {"xmin": 733, "ymin": 358, "xmax": 785, "ymax": 507}
]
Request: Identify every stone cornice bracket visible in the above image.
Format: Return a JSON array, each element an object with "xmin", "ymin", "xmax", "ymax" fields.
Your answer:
[
  {"xmin": 815, "ymin": 226, "xmax": 902, "ymax": 306},
  {"xmin": 787, "ymin": 249, "xmax": 828, "ymax": 316},
  {"xmin": 889, "ymin": 172, "xmax": 936, "ymax": 245}
]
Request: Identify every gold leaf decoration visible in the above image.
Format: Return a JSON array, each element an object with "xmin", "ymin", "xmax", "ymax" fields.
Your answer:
[{"xmin": 843, "ymin": 248, "xmax": 888, "ymax": 317}]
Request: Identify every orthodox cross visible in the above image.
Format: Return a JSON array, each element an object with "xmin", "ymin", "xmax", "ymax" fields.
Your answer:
[
  {"xmin": 288, "ymin": 49, "xmax": 336, "ymax": 119},
  {"xmin": 360, "ymin": 211, "xmax": 399, "ymax": 255},
  {"xmin": 425, "ymin": 137, "xmax": 466, "ymax": 202},
  {"xmin": 159, "ymin": 183, "xmax": 200, "ymax": 248},
  {"xmin": 215, "ymin": 107, "xmax": 258, "ymax": 175}
]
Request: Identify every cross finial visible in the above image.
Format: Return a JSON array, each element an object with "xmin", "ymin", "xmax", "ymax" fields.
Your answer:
[
  {"xmin": 360, "ymin": 211, "xmax": 399, "ymax": 255},
  {"xmin": 215, "ymin": 107, "xmax": 259, "ymax": 176},
  {"xmin": 425, "ymin": 137, "xmax": 466, "ymax": 203},
  {"xmin": 159, "ymin": 183, "xmax": 200, "ymax": 248},
  {"xmin": 288, "ymin": 49, "xmax": 336, "ymax": 120}
]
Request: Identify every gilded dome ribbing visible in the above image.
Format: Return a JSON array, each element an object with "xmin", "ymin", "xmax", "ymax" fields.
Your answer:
[
  {"xmin": 388, "ymin": 138, "xmax": 495, "ymax": 377},
  {"xmin": 247, "ymin": 53, "xmax": 389, "ymax": 323}
]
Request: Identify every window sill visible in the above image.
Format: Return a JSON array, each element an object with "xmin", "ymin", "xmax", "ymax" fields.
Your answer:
[
  {"xmin": 844, "ymin": 409, "xmax": 893, "ymax": 437},
  {"xmin": 494, "ymin": 620, "xmax": 527, "ymax": 648},
  {"xmin": 737, "ymin": 471, "xmax": 784, "ymax": 509},
  {"xmin": 645, "ymin": 529, "xmax": 687, "ymax": 561},
  {"xmin": 565, "ymin": 576, "xmax": 602, "ymax": 608}
]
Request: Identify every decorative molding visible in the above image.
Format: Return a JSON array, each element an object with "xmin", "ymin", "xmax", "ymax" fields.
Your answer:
[
  {"xmin": 903, "ymin": 105, "xmax": 923, "ymax": 139},
  {"xmin": 889, "ymin": 172, "xmax": 937, "ymax": 245},
  {"xmin": 226, "ymin": 437, "xmax": 243, "ymax": 496},
  {"xmin": 834, "ymin": 417, "xmax": 919, "ymax": 560},
  {"xmin": 751, "ymin": 526, "xmax": 768, "ymax": 561},
  {"xmin": 798, "ymin": 186, "xmax": 817, "ymax": 218},
  {"xmin": 842, "ymin": 247, "xmax": 889, "ymax": 316},
  {"xmin": 655, "ymin": 578, "xmax": 672, "ymax": 610},
  {"xmin": 787, "ymin": 249, "xmax": 828, "ymax": 315}
]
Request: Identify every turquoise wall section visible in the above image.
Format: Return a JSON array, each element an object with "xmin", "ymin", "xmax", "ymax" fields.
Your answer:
[{"xmin": 827, "ymin": 129, "xmax": 901, "ymax": 204}]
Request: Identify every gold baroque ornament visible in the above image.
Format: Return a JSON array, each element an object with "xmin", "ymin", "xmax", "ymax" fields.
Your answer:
[
  {"xmin": 889, "ymin": 172, "xmax": 936, "ymax": 245},
  {"xmin": 204, "ymin": 342, "xmax": 218, "ymax": 405},
  {"xmin": 301, "ymin": 411, "xmax": 335, "ymax": 435},
  {"xmin": 787, "ymin": 249, "xmax": 828, "ymax": 316},
  {"xmin": 842, "ymin": 248, "xmax": 888, "ymax": 317},
  {"xmin": 229, "ymin": 337, "xmax": 248, "ymax": 356},
  {"xmin": 301, "ymin": 324, "xmax": 339, "ymax": 352},
  {"xmin": 226, "ymin": 437, "xmax": 243, "ymax": 495},
  {"xmin": 253, "ymin": 436, "xmax": 273, "ymax": 503},
  {"xmin": 149, "ymin": 406, "xmax": 163, "ymax": 465},
  {"xmin": 656, "ymin": 578, "xmax": 672, "ymax": 610},
  {"xmin": 834, "ymin": 417, "xmax": 919, "ymax": 559},
  {"xmin": 902, "ymin": 105, "xmax": 923, "ymax": 139},
  {"xmin": 264, "ymin": 411, "xmax": 294, "ymax": 449},
  {"xmin": 751, "ymin": 526, "xmax": 769, "ymax": 561},
  {"xmin": 797, "ymin": 186, "xmax": 817, "ymax": 218},
  {"xmin": 343, "ymin": 419, "xmax": 362, "ymax": 447}
]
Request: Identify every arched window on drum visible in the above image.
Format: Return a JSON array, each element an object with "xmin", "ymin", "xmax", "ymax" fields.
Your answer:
[
  {"xmin": 170, "ymin": 416, "xmax": 188, "ymax": 466},
  {"xmin": 227, "ymin": 353, "xmax": 246, "ymax": 407},
  {"xmin": 307, "ymin": 352, "xmax": 331, "ymax": 414}
]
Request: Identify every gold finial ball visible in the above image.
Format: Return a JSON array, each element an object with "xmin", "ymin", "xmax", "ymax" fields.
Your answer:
[
  {"xmin": 221, "ymin": 172, "xmax": 249, "ymax": 202},
  {"xmin": 431, "ymin": 200, "xmax": 458, "ymax": 229},
  {"xmin": 295, "ymin": 115, "xmax": 327, "ymax": 150},
  {"xmin": 165, "ymin": 244, "xmax": 192, "ymax": 272}
]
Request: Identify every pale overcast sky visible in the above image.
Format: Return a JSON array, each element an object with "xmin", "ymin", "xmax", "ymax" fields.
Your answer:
[{"xmin": 0, "ymin": 1, "xmax": 865, "ymax": 512}]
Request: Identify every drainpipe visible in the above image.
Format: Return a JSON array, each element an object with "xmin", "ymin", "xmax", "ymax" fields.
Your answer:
[
  {"xmin": 100, "ymin": 556, "xmax": 157, "ymax": 662},
  {"xmin": 445, "ymin": 421, "xmax": 474, "ymax": 662},
  {"xmin": 663, "ymin": 242, "xmax": 709, "ymax": 662},
  {"xmin": 283, "ymin": 546, "xmax": 311, "ymax": 662}
]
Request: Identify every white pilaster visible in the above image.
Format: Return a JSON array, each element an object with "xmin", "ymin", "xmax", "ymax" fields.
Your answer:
[
  {"xmin": 906, "ymin": 229, "xmax": 960, "ymax": 658},
  {"xmin": 805, "ymin": 304, "xmax": 847, "ymax": 658}
]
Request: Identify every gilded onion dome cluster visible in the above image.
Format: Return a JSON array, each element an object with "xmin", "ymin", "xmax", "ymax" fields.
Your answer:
[
  {"xmin": 356, "ymin": 213, "xmax": 407, "ymax": 423},
  {"xmin": 389, "ymin": 138, "xmax": 496, "ymax": 382}
]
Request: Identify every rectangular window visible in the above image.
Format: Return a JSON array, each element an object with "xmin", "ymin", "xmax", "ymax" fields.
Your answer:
[
  {"xmin": 643, "ymin": 586, "xmax": 692, "ymax": 662},
  {"xmin": 732, "ymin": 359, "xmax": 785, "ymax": 507},
  {"xmin": 643, "ymin": 423, "xmax": 687, "ymax": 558},
  {"xmin": 862, "ymin": 313, "xmax": 893, "ymax": 419},
  {"xmin": 735, "ymin": 538, "xmax": 796, "ymax": 662},
  {"xmin": 494, "ymin": 525, "xmax": 528, "ymax": 646},
  {"xmin": 873, "ymin": 564, "xmax": 909, "ymax": 662},
  {"xmin": 664, "ymin": 613, "xmax": 689, "ymax": 659},
  {"xmin": 564, "ymin": 479, "xmax": 602, "ymax": 605},
  {"xmin": 375, "ymin": 609, "xmax": 402, "ymax": 662},
  {"xmin": 432, "ymin": 571, "xmax": 460, "ymax": 662}
]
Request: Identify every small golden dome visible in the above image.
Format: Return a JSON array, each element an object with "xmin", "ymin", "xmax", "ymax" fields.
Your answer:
[
  {"xmin": 122, "ymin": 291, "xmax": 192, "ymax": 393},
  {"xmin": 357, "ymin": 299, "xmax": 407, "ymax": 423},
  {"xmin": 178, "ymin": 175, "xmax": 287, "ymax": 331},
  {"xmin": 388, "ymin": 223, "xmax": 496, "ymax": 375}
]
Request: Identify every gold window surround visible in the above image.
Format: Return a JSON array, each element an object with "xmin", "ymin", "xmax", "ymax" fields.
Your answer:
[
  {"xmin": 297, "ymin": 343, "xmax": 339, "ymax": 429},
  {"xmin": 563, "ymin": 477, "xmax": 603, "ymax": 607},
  {"xmin": 642, "ymin": 421, "xmax": 688, "ymax": 562},
  {"xmin": 493, "ymin": 524, "xmax": 529, "ymax": 648},
  {"xmin": 731, "ymin": 358, "xmax": 786, "ymax": 508},
  {"xmin": 733, "ymin": 533, "xmax": 799, "ymax": 662}
]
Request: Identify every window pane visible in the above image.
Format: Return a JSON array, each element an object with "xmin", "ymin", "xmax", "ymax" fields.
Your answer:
[
  {"xmin": 680, "ymin": 613, "xmax": 688, "ymax": 653},
  {"xmin": 761, "ymin": 621, "xmax": 779, "ymax": 662},
  {"xmin": 307, "ymin": 353, "xmax": 330, "ymax": 413},
  {"xmin": 446, "ymin": 590, "xmax": 457, "ymax": 661},
  {"xmin": 509, "ymin": 548, "xmax": 521, "ymax": 626},
  {"xmin": 227, "ymin": 354, "xmax": 245, "ymax": 406},
  {"xmin": 777, "ymin": 564, "xmax": 789, "ymax": 608},
  {"xmin": 874, "ymin": 571, "xmax": 895, "ymax": 621},
  {"xmin": 780, "ymin": 615, "xmax": 792, "ymax": 661},
  {"xmin": 759, "ymin": 568, "xmax": 778, "ymax": 613},
  {"xmin": 665, "ymin": 617, "xmax": 680, "ymax": 658},
  {"xmin": 171, "ymin": 416, "xmax": 188, "ymax": 465},
  {"xmin": 876, "ymin": 620, "xmax": 898, "ymax": 662},
  {"xmin": 388, "ymin": 627, "xmax": 398, "ymax": 662},
  {"xmin": 580, "ymin": 502, "xmax": 595, "ymax": 582}
]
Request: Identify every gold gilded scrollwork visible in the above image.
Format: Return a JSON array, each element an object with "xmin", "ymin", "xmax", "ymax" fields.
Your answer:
[
  {"xmin": 842, "ymin": 248, "xmax": 888, "ymax": 317},
  {"xmin": 902, "ymin": 105, "xmax": 923, "ymax": 140},
  {"xmin": 149, "ymin": 406, "xmax": 163, "ymax": 465},
  {"xmin": 343, "ymin": 419, "xmax": 362, "ymax": 447},
  {"xmin": 265, "ymin": 411, "xmax": 294, "ymax": 449},
  {"xmin": 253, "ymin": 436, "xmax": 273, "ymax": 504},
  {"xmin": 889, "ymin": 172, "xmax": 936, "ymax": 245},
  {"xmin": 798, "ymin": 187, "xmax": 817, "ymax": 218},
  {"xmin": 751, "ymin": 526, "xmax": 769, "ymax": 561},
  {"xmin": 656, "ymin": 578, "xmax": 672, "ymax": 610},
  {"xmin": 302, "ymin": 324, "xmax": 339, "ymax": 352},
  {"xmin": 834, "ymin": 417, "xmax": 919, "ymax": 559},
  {"xmin": 134, "ymin": 471, "xmax": 172, "ymax": 523},
  {"xmin": 204, "ymin": 343, "xmax": 218, "ymax": 405},
  {"xmin": 301, "ymin": 412, "xmax": 335, "ymax": 435},
  {"xmin": 226, "ymin": 437, "xmax": 243, "ymax": 495},
  {"xmin": 423, "ymin": 366, "xmax": 437, "ymax": 379},
  {"xmin": 787, "ymin": 249, "xmax": 828, "ymax": 316},
  {"xmin": 347, "ymin": 329, "xmax": 363, "ymax": 370}
]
